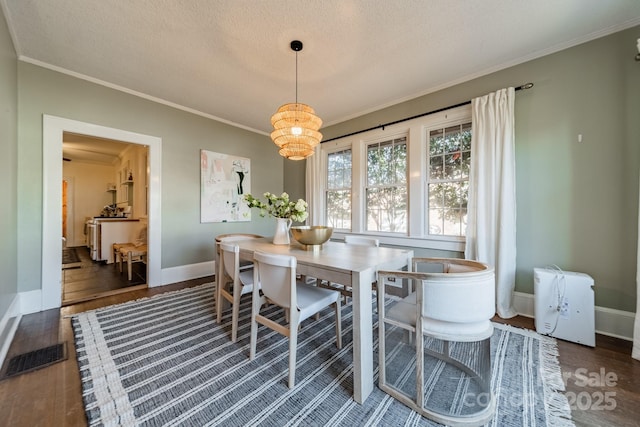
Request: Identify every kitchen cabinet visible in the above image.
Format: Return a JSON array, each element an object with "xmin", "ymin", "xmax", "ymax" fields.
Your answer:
[{"xmin": 93, "ymin": 218, "xmax": 140, "ymax": 263}]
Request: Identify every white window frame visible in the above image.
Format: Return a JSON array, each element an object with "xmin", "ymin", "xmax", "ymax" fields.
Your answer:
[
  {"xmin": 426, "ymin": 121, "xmax": 472, "ymax": 238},
  {"xmin": 325, "ymin": 147, "xmax": 353, "ymax": 231},
  {"xmin": 320, "ymin": 104, "xmax": 471, "ymax": 251},
  {"xmin": 363, "ymin": 134, "xmax": 408, "ymax": 234}
]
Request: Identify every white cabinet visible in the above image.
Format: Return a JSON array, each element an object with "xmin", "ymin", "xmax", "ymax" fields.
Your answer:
[{"xmin": 96, "ymin": 219, "xmax": 140, "ymax": 263}]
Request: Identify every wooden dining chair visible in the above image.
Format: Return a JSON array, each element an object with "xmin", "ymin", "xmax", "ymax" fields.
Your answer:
[
  {"xmin": 216, "ymin": 240, "xmax": 259, "ymax": 342},
  {"xmin": 249, "ymin": 251, "xmax": 342, "ymax": 388},
  {"xmin": 113, "ymin": 224, "xmax": 147, "ymax": 270},
  {"xmin": 113, "ymin": 224, "xmax": 148, "ymax": 280},
  {"xmin": 118, "ymin": 244, "xmax": 147, "ymax": 281}
]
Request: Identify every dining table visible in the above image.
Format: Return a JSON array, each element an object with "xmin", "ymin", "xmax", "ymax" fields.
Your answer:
[{"xmin": 228, "ymin": 237, "xmax": 414, "ymax": 404}]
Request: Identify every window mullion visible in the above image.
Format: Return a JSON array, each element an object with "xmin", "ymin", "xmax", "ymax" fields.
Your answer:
[
  {"xmin": 408, "ymin": 125, "xmax": 423, "ymax": 237},
  {"xmin": 351, "ymin": 138, "xmax": 365, "ymax": 233}
]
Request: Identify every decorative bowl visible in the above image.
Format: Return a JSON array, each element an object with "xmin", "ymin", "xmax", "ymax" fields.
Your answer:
[{"xmin": 290, "ymin": 225, "xmax": 333, "ymax": 248}]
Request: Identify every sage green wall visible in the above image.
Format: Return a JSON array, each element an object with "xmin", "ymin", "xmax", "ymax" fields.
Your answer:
[
  {"xmin": 0, "ymin": 7, "xmax": 18, "ymax": 317},
  {"xmin": 283, "ymin": 159, "xmax": 306, "ymax": 202},
  {"xmin": 16, "ymin": 63, "xmax": 281, "ymax": 294},
  {"xmin": 292, "ymin": 26, "xmax": 640, "ymax": 312}
]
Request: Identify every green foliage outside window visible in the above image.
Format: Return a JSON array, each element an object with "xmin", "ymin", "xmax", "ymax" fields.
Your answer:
[
  {"xmin": 326, "ymin": 150, "xmax": 352, "ymax": 229},
  {"xmin": 366, "ymin": 138, "xmax": 407, "ymax": 233},
  {"xmin": 428, "ymin": 123, "xmax": 471, "ymax": 236}
]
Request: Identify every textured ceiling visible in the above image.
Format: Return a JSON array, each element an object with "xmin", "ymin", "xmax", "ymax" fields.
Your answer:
[{"xmin": 3, "ymin": 0, "xmax": 640, "ymax": 137}]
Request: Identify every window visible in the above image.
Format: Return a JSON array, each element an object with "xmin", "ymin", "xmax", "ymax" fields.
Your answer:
[
  {"xmin": 326, "ymin": 149, "xmax": 352, "ymax": 230},
  {"xmin": 427, "ymin": 123, "xmax": 471, "ymax": 236},
  {"xmin": 365, "ymin": 137, "xmax": 407, "ymax": 233},
  {"xmin": 319, "ymin": 104, "xmax": 471, "ymax": 251}
]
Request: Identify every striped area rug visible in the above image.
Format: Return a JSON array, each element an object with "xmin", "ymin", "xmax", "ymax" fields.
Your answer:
[{"xmin": 71, "ymin": 283, "xmax": 573, "ymax": 426}]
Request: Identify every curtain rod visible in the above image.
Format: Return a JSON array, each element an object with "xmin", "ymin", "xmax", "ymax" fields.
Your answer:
[{"xmin": 322, "ymin": 83, "xmax": 534, "ymax": 143}]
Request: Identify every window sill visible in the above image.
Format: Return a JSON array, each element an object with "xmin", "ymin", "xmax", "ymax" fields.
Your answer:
[{"xmin": 331, "ymin": 231, "xmax": 465, "ymax": 252}]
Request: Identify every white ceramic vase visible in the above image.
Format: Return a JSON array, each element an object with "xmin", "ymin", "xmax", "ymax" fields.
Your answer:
[{"xmin": 273, "ymin": 217, "xmax": 292, "ymax": 245}]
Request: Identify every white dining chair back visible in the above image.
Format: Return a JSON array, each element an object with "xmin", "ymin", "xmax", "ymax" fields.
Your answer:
[
  {"xmin": 250, "ymin": 251, "xmax": 342, "ymax": 388},
  {"xmin": 252, "ymin": 250, "xmax": 294, "ymax": 310},
  {"xmin": 216, "ymin": 240, "xmax": 258, "ymax": 342},
  {"xmin": 344, "ymin": 235, "xmax": 380, "ymax": 247},
  {"xmin": 214, "ymin": 233, "xmax": 262, "ymax": 292},
  {"xmin": 320, "ymin": 235, "xmax": 380, "ymax": 304},
  {"xmin": 216, "ymin": 234, "xmax": 262, "ymax": 269}
]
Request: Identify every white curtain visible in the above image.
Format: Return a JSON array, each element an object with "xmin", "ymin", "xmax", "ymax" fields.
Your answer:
[
  {"xmin": 465, "ymin": 87, "xmax": 517, "ymax": 319},
  {"xmin": 305, "ymin": 145, "xmax": 323, "ymax": 225},
  {"xmin": 632, "ymin": 174, "xmax": 640, "ymax": 360}
]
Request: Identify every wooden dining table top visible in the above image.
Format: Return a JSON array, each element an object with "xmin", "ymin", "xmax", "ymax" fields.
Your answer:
[{"xmin": 233, "ymin": 237, "xmax": 412, "ymax": 278}]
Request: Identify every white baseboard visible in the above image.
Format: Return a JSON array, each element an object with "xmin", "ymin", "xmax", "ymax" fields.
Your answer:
[
  {"xmin": 513, "ymin": 291, "xmax": 635, "ymax": 341},
  {"xmin": 9, "ymin": 289, "xmax": 43, "ymax": 317},
  {"xmin": 160, "ymin": 261, "xmax": 215, "ymax": 287},
  {"xmin": 0, "ymin": 294, "xmax": 18, "ymax": 335},
  {"xmin": 20, "ymin": 289, "xmax": 43, "ymax": 315},
  {"xmin": 0, "ymin": 295, "xmax": 21, "ymax": 369},
  {"xmin": 512, "ymin": 291, "xmax": 536, "ymax": 319}
]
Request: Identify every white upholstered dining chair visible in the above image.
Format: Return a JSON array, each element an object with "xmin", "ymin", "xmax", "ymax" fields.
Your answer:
[
  {"xmin": 377, "ymin": 257, "xmax": 496, "ymax": 426},
  {"xmin": 249, "ymin": 251, "xmax": 342, "ymax": 388},
  {"xmin": 216, "ymin": 240, "xmax": 260, "ymax": 342}
]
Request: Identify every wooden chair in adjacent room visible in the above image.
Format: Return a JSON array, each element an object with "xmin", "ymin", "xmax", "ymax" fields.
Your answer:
[
  {"xmin": 249, "ymin": 251, "xmax": 342, "ymax": 388},
  {"xmin": 113, "ymin": 224, "xmax": 147, "ymax": 280},
  {"xmin": 118, "ymin": 244, "xmax": 148, "ymax": 281}
]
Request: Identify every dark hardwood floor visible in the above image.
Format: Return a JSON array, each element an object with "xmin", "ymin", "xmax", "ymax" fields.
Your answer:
[
  {"xmin": 492, "ymin": 317, "xmax": 640, "ymax": 427},
  {"xmin": 1, "ymin": 279, "xmax": 638, "ymax": 426},
  {"xmin": 62, "ymin": 246, "xmax": 147, "ymax": 305}
]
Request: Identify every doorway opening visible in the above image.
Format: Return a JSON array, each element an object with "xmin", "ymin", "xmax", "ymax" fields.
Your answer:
[
  {"xmin": 43, "ymin": 116, "xmax": 162, "ymax": 311},
  {"xmin": 61, "ymin": 132, "xmax": 150, "ymax": 304}
]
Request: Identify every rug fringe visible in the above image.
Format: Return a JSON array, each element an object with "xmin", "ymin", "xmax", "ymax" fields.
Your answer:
[
  {"xmin": 493, "ymin": 322, "xmax": 575, "ymax": 426},
  {"xmin": 539, "ymin": 334, "xmax": 575, "ymax": 426}
]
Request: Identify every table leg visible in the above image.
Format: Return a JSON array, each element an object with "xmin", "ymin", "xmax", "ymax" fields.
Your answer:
[{"xmin": 352, "ymin": 267, "xmax": 374, "ymax": 404}]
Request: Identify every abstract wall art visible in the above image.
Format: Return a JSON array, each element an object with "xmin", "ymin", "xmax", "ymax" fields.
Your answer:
[{"xmin": 200, "ymin": 150, "xmax": 251, "ymax": 223}]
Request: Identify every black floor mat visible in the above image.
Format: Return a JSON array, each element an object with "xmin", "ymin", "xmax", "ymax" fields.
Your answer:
[
  {"xmin": 3, "ymin": 343, "xmax": 67, "ymax": 378},
  {"xmin": 62, "ymin": 247, "xmax": 81, "ymax": 264}
]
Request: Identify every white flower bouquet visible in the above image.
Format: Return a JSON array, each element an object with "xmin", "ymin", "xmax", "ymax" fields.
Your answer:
[{"xmin": 244, "ymin": 192, "xmax": 308, "ymax": 223}]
